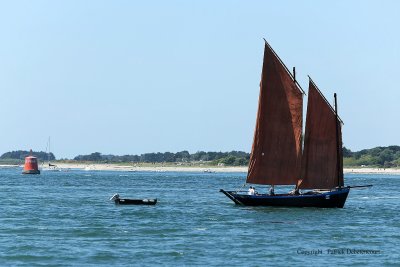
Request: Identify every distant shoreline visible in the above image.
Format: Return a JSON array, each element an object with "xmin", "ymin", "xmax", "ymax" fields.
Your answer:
[
  {"xmin": 56, "ymin": 163, "xmax": 248, "ymax": 173},
  {"xmin": 2, "ymin": 163, "xmax": 400, "ymax": 174}
]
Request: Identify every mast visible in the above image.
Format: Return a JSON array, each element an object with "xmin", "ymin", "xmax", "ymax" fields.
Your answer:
[
  {"xmin": 48, "ymin": 137, "xmax": 51, "ymax": 165},
  {"xmin": 308, "ymin": 77, "xmax": 343, "ymax": 124},
  {"xmin": 293, "ymin": 67, "xmax": 296, "ymax": 83},
  {"xmin": 334, "ymin": 93, "xmax": 341, "ymax": 189}
]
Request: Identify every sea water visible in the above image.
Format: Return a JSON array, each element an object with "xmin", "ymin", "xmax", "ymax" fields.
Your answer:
[{"xmin": 0, "ymin": 168, "xmax": 398, "ymax": 266}]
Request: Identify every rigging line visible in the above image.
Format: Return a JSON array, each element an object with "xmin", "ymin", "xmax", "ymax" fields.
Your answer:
[
  {"xmin": 263, "ymin": 38, "xmax": 306, "ymax": 95},
  {"xmin": 235, "ymin": 183, "xmax": 247, "ymax": 192},
  {"xmin": 307, "ymin": 76, "xmax": 344, "ymax": 125},
  {"xmin": 347, "ymin": 185, "xmax": 373, "ymax": 189}
]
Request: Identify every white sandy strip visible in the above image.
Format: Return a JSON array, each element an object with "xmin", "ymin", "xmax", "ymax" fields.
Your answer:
[
  {"xmin": 3, "ymin": 163, "xmax": 400, "ymax": 174},
  {"xmin": 45, "ymin": 163, "xmax": 400, "ymax": 174},
  {"xmin": 343, "ymin": 168, "xmax": 400, "ymax": 174},
  {"xmin": 53, "ymin": 163, "xmax": 248, "ymax": 173}
]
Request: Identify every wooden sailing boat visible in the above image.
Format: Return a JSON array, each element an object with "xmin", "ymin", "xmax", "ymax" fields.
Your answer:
[{"xmin": 220, "ymin": 40, "xmax": 353, "ymax": 208}]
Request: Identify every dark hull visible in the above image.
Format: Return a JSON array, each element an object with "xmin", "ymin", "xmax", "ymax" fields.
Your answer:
[
  {"xmin": 22, "ymin": 170, "xmax": 41, "ymax": 175},
  {"xmin": 115, "ymin": 198, "xmax": 157, "ymax": 205},
  {"xmin": 220, "ymin": 188, "xmax": 350, "ymax": 208}
]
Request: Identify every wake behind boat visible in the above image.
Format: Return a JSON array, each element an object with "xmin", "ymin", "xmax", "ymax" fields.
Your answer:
[
  {"xmin": 220, "ymin": 40, "xmax": 371, "ymax": 208},
  {"xmin": 110, "ymin": 194, "xmax": 157, "ymax": 205}
]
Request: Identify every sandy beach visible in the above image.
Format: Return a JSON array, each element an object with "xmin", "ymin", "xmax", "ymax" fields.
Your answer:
[
  {"xmin": 3, "ymin": 163, "xmax": 398, "ymax": 174},
  {"xmin": 53, "ymin": 163, "xmax": 249, "ymax": 173},
  {"xmin": 344, "ymin": 167, "xmax": 400, "ymax": 174}
]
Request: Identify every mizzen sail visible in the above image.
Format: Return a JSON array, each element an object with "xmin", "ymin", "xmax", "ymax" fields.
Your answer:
[
  {"xmin": 246, "ymin": 42, "xmax": 303, "ymax": 185},
  {"xmin": 298, "ymin": 79, "xmax": 344, "ymax": 189}
]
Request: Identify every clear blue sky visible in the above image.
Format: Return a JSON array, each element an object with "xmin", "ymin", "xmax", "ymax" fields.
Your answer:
[{"xmin": 0, "ymin": 0, "xmax": 399, "ymax": 159}]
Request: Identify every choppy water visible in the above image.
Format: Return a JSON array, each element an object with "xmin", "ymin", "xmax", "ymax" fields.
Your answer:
[{"xmin": 0, "ymin": 168, "xmax": 398, "ymax": 266}]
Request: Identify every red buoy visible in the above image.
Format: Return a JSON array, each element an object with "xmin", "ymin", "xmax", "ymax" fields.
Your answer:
[{"xmin": 22, "ymin": 150, "xmax": 40, "ymax": 175}]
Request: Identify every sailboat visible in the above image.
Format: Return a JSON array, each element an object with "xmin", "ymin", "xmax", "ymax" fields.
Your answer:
[
  {"xmin": 42, "ymin": 137, "xmax": 60, "ymax": 171},
  {"xmin": 220, "ymin": 40, "xmax": 369, "ymax": 208}
]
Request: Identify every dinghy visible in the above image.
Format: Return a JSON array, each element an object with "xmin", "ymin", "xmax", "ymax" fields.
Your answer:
[{"xmin": 110, "ymin": 194, "xmax": 157, "ymax": 205}]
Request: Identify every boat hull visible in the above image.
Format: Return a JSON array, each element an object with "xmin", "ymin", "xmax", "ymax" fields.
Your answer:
[
  {"xmin": 114, "ymin": 198, "xmax": 157, "ymax": 205},
  {"xmin": 220, "ymin": 188, "xmax": 350, "ymax": 208}
]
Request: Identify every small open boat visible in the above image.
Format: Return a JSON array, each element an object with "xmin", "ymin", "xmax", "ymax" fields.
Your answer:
[{"xmin": 110, "ymin": 194, "xmax": 157, "ymax": 205}]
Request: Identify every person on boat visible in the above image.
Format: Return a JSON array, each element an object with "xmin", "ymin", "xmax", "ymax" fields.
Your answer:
[
  {"xmin": 269, "ymin": 185, "xmax": 275, "ymax": 196},
  {"xmin": 289, "ymin": 188, "xmax": 300, "ymax": 195},
  {"xmin": 251, "ymin": 187, "xmax": 256, "ymax": 195},
  {"xmin": 248, "ymin": 186, "xmax": 255, "ymax": 195}
]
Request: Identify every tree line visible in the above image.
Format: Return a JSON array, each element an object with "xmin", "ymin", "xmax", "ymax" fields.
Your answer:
[
  {"xmin": 343, "ymin": 146, "xmax": 400, "ymax": 168},
  {"xmin": 2, "ymin": 146, "xmax": 400, "ymax": 167},
  {"xmin": 0, "ymin": 150, "xmax": 55, "ymax": 161},
  {"xmin": 73, "ymin": 151, "xmax": 250, "ymax": 166}
]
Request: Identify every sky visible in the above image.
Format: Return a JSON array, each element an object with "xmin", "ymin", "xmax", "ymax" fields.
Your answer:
[{"xmin": 0, "ymin": 0, "xmax": 399, "ymax": 159}]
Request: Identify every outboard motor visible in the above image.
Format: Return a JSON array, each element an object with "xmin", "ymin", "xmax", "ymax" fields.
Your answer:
[{"xmin": 110, "ymin": 193, "xmax": 120, "ymax": 202}]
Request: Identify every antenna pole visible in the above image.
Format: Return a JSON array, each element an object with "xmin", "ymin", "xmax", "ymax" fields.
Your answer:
[
  {"xmin": 48, "ymin": 137, "xmax": 51, "ymax": 164},
  {"xmin": 334, "ymin": 93, "xmax": 341, "ymax": 189}
]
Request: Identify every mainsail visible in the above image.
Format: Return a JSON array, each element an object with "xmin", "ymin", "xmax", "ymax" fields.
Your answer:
[
  {"xmin": 246, "ymin": 41, "xmax": 303, "ymax": 185},
  {"xmin": 298, "ymin": 79, "xmax": 344, "ymax": 189}
]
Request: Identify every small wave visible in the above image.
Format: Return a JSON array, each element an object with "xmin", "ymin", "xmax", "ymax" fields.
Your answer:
[
  {"xmin": 268, "ymin": 221, "xmax": 295, "ymax": 224},
  {"xmin": 168, "ymin": 251, "xmax": 184, "ymax": 256},
  {"xmin": 370, "ymin": 196, "xmax": 399, "ymax": 199}
]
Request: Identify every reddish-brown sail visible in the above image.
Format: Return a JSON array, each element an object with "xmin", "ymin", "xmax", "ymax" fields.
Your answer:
[
  {"xmin": 298, "ymin": 79, "xmax": 344, "ymax": 189},
  {"xmin": 246, "ymin": 42, "xmax": 303, "ymax": 185}
]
